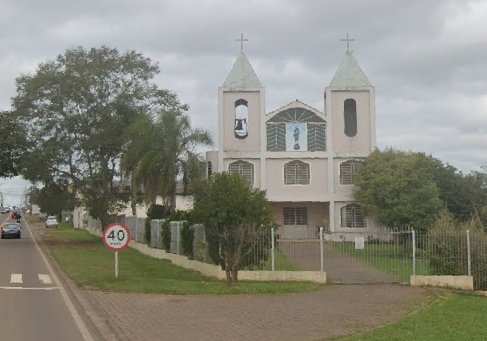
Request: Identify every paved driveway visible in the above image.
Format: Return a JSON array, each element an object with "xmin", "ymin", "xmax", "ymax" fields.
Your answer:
[{"xmin": 83, "ymin": 284, "xmax": 430, "ymax": 341}]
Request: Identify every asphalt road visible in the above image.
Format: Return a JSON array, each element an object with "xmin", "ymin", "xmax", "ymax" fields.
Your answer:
[{"xmin": 0, "ymin": 213, "xmax": 100, "ymax": 341}]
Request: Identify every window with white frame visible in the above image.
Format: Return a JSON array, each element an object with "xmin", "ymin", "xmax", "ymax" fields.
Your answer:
[
  {"xmin": 284, "ymin": 160, "xmax": 310, "ymax": 185},
  {"xmin": 283, "ymin": 207, "xmax": 308, "ymax": 226},
  {"xmin": 228, "ymin": 160, "xmax": 254, "ymax": 185},
  {"xmin": 340, "ymin": 160, "xmax": 360, "ymax": 185},
  {"xmin": 340, "ymin": 204, "xmax": 366, "ymax": 228}
]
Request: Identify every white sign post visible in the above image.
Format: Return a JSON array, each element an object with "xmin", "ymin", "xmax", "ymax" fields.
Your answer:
[{"xmin": 103, "ymin": 223, "xmax": 131, "ymax": 278}]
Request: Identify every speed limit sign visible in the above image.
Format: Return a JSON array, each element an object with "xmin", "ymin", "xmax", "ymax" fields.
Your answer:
[
  {"xmin": 103, "ymin": 223, "xmax": 131, "ymax": 252},
  {"xmin": 103, "ymin": 223, "xmax": 131, "ymax": 278}
]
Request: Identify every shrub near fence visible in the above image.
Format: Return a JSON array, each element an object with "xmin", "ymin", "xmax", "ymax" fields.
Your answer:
[
  {"xmin": 180, "ymin": 222, "xmax": 195, "ymax": 259},
  {"xmin": 417, "ymin": 214, "xmax": 487, "ymax": 290}
]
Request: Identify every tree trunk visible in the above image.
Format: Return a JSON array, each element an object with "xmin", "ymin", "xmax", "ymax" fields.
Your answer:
[{"xmin": 231, "ymin": 266, "xmax": 239, "ymax": 285}]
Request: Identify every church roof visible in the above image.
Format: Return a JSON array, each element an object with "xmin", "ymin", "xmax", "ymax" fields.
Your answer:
[
  {"xmin": 222, "ymin": 51, "xmax": 262, "ymax": 88},
  {"xmin": 329, "ymin": 51, "xmax": 372, "ymax": 87}
]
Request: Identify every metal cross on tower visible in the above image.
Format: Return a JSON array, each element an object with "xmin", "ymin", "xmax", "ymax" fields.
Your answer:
[
  {"xmin": 235, "ymin": 33, "xmax": 249, "ymax": 51},
  {"xmin": 340, "ymin": 33, "xmax": 355, "ymax": 52}
]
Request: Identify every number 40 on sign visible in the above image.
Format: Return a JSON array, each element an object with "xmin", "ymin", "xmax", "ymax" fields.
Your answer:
[{"xmin": 103, "ymin": 223, "xmax": 131, "ymax": 277}]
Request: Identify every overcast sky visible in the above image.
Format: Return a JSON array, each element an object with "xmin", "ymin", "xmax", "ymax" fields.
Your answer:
[{"xmin": 1, "ymin": 0, "xmax": 486, "ymax": 205}]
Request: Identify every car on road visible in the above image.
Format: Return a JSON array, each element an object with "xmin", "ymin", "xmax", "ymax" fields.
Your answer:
[
  {"xmin": 1, "ymin": 223, "xmax": 21, "ymax": 239},
  {"xmin": 46, "ymin": 216, "xmax": 58, "ymax": 228},
  {"xmin": 1, "ymin": 207, "xmax": 10, "ymax": 214}
]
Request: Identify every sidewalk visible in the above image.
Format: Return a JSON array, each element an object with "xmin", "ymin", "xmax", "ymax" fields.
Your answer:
[{"xmin": 31, "ymin": 221, "xmax": 431, "ymax": 341}]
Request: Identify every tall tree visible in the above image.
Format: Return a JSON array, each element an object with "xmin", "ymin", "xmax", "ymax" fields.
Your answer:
[
  {"xmin": 121, "ymin": 109, "xmax": 211, "ymax": 211},
  {"xmin": 353, "ymin": 148, "xmax": 444, "ymax": 230},
  {"xmin": 12, "ymin": 46, "xmax": 186, "ymax": 229},
  {"xmin": 0, "ymin": 111, "xmax": 26, "ymax": 178},
  {"xmin": 28, "ymin": 182, "xmax": 77, "ymax": 217},
  {"xmin": 192, "ymin": 173, "xmax": 274, "ymax": 286}
]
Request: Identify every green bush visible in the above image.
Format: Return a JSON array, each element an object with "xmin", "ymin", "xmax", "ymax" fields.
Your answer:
[
  {"xmin": 161, "ymin": 219, "xmax": 171, "ymax": 251},
  {"xmin": 427, "ymin": 212, "xmax": 487, "ymax": 290},
  {"xmin": 180, "ymin": 222, "xmax": 195, "ymax": 259},
  {"xmin": 145, "ymin": 205, "xmax": 166, "ymax": 246}
]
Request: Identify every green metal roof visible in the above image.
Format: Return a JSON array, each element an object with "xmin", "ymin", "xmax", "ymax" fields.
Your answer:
[
  {"xmin": 330, "ymin": 51, "xmax": 372, "ymax": 87},
  {"xmin": 222, "ymin": 51, "xmax": 262, "ymax": 88}
]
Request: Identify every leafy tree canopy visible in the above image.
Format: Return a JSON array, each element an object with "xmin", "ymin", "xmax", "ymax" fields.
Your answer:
[
  {"xmin": 353, "ymin": 148, "xmax": 444, "ymax": 230},
  {"xmin": 121, "ymin": 109, "xmax": 211, "ymax": 210},
  {"xmin": 28, "ymin": 182, "xmax": 77, "ymax": 217},
  {"xmin": 12, "ymin": 46, "xmax": 187, "ymax": 228},
  {"xmin": 0, "ymin": 111, "xmax": 26, "ymax": 178},
  {"xmin": 192, "ymin": 172, "xmax": 274, "ymax": 285}
]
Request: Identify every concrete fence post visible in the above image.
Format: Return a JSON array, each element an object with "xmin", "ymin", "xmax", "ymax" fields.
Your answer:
[
  {"xmin": 271, "ymin": 227, "xmax": 275, "ymax": 271},
  {"xmin": 177, "ymin": 221, "xmax": 180, "ymax": 255},
  {"xmin": 135, "ymin": 220, "xmax": 138, "ymax": 243},
  {"xmin": 319, "ymin": 227, "xmax": 324, "ymax": 272},
  {"xmin": 466, "ymin": 230, "xmax": 471, "ymax": 276},
  {"xmin": 412, "ymin": 230, "xmax": 416, "ymax": 276}
]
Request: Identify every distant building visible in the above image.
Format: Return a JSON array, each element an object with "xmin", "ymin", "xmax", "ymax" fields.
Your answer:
[{"xmin": 206, "ymin": 38, "xmax": 376, "ymax": 238}]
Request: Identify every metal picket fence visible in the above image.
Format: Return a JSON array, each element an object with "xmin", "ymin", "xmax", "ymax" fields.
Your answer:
[{"xmin": 80, "ymin": 214, "xmax": 487, "ymax": 290}]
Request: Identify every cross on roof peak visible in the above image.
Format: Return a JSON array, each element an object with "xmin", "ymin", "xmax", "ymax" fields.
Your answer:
[
  {"xmin": 340, "ymin": 33, "xmax": 355, "ymax": 52},
  {"xmin": 235, "ymin": 33, "xmax": 249, "ymax": 52}
]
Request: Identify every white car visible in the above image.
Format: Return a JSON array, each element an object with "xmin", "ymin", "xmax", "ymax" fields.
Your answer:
[{"xmin": 45, "ymin": 216, "xmax": 58, "ymax": 228}]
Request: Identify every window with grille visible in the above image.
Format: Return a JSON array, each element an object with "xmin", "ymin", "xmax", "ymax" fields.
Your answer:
[
  {"xmin": 228, "ymin": 160, "xmax": 254, "ymax": 185},
  {"xmin": 266, "ymin": 107, "xmax": 326, "ymax": 151},
  {"xmin": 340, "ymin": 204, "xmax": 366, "ymax": 228},
  {"xmin": 207, "ymin": 161, "xmax": 212, "ymax": 178},
  {"xmin": 284, "ymin": 160, "xmax": 310, "ymax": 185},
  {"xmin": 340, "ymin": 160, "xmax": 360, "ymax": 185},
  {"xmin": 283, "ymin": 207, "xmax": 308, "ymax": 226}
]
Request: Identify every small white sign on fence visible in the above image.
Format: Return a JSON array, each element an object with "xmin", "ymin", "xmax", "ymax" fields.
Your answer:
[{"xmin": 355, "ymin": 237, "xmax": 365, "ymax": 250}]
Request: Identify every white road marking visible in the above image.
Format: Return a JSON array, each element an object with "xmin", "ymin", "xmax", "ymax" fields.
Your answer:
[
  {"xmin": 38, "ymin": 274, "xmax": 53, "ymax": 284},
  {"xmin": 0, "ymin": 286, "xmax": 59, "ymax": 290},
  {"xmin": 25, "ymin": 221, "xmax": 95, "ymax": 341},
  {"xmin": 10, "ymin": 274, "xmax": 23, "ymax": 284}
]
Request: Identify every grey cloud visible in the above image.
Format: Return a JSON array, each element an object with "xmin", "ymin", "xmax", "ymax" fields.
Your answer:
[{"xmin": 1, "ymin": 0, "xmax": 486, "ymax": 203}]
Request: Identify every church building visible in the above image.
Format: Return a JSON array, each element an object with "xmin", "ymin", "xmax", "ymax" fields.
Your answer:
[{"xmin": 206, "ymin": 35, "xmax": 376, "ymax": 238}]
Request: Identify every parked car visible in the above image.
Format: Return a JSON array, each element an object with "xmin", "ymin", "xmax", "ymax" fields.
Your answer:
[
  {"xmin": 1, "ymin": 223, "xmax": 21, "ymax": 239},
  {"xmin": 46, "ymin": 216, "xmax": 58, "ymax": 228},
  {"xmin": 0, "ymin": 207, "xmax": 9, "ymax": 214},
  {"xmin": 39, "ymin": 213, "xmax": 47, "ymax": 220}
]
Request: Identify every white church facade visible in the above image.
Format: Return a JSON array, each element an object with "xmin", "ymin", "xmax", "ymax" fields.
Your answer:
[{"xmin": 206, "ymin": 38, "xmax": 376, "ymax": 239}]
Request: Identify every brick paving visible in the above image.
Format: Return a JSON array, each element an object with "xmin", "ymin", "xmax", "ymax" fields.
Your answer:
[{"xmin": 83, "ymin": 284, "xmax": 430, "ymax": 341}]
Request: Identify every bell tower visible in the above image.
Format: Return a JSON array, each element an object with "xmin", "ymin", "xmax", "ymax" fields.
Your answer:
[
  {"xmin": 217, "ymin": 34, "xmax": 266, "ymax": 188},
  {"xmin": 325, "ymin": 34, "xmax": 376, "ymax": 231}
]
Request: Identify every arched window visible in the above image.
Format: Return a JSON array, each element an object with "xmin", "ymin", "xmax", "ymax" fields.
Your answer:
[
  {"xmin": 340, "ymin": 160, "xmax": 360, "ymax": 185},
  {"xmin": 207, "ymin": 161, "xmax": 212, "ymax": 178},
  {"xmin": 340, "ymin": 204, "xmax": 366, "ymax": 228},
  {"xmin": 284, "ymin": 160, "xmax": 310, "ymax": 185},
  {"xmin": 234, "ymin": 99, "xmax": 248, "ymax": 139},
  {"xmin": 344, "ymin": 99, "xmax": 357, "ymax": 137},
  {"xmin": 228, "ymin": 160, "xmax": 254, "ymax": 185}
]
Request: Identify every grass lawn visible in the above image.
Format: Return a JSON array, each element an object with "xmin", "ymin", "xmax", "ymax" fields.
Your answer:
[
  {"xmin": 331, "ymin": 243, "xmax": 430, "ymax": 282},
  {"xmin": 39, "ymin": 222, "xmax": 323, "ymax": 295},
  {"xmin": 338, "ymin": 291, "xmax": 487, "ymax": 341},
  {"xmin": 261, "ymin": 249, "xmax": 302, "ymax": 271}
]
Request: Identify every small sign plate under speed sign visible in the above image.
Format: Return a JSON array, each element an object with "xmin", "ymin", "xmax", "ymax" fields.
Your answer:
[{"xmin": 103, "ymin": 223, "xmax": 131, "ymax": 277}]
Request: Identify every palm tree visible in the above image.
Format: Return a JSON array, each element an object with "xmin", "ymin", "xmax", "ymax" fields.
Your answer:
[{"xmin": 121, "ymin": 109, "xmax": 212, "ymax": 212}]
